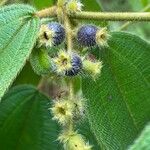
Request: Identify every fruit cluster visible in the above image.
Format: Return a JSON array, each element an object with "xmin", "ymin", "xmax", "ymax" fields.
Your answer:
[
  {"xmin": 30, "ymin": 21, "xmax": 108, "ymax": 78},
  {"xmin": 50, "ymin": 95, "xmax": 92, "ymax": 149},
  {"xmin": 29, "ymin": 0, "xmax": 110, "ymax": 149}
]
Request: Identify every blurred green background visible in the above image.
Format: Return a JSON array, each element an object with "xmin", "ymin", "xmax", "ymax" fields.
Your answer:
[{"xmin": 1, "ymin": 0, "xmax": 149, "ymax": 87}]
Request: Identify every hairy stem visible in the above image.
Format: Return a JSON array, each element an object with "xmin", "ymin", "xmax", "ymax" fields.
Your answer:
[
  {"xmin": 36, "ymin": 6, "xmax": 57, "ymax": 18},
  {"xmin": 0, "ymin": 0, "xmax": 7, "ymax": 6},
  {"xmin": 64, "ymin": 14, "xmax": 73, "ymax": 51},
  {"xmin": 119, "ymin": 4, "xmax": 150, "ymax": 30},
  {"xmin": 64, "ymin": 11, "xmax": 74, "ymax": 132},
  {"xmin": 64, "ymin": 13, "xmax": 74, "ymax": 100},
  {"xmin": 36, "ymin": 7, "xmax": 150, "ymax": 22},
  {"xmin": 70, "ymin": 11, "xmax": 150, "ymax": 21}
]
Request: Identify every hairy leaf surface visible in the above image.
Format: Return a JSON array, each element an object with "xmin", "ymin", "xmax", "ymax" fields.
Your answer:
[
  {"xmin": 0, "ymin": 4, "xmax": 40, "ymax": 100},
  {"xmin": 0, "ymin": 85, "xmax": 61, "ymax": 150},
  {"xmin": 82, "ymin": 32, "xmax": 150, "ymax": 149},
  {"xmin": 0, "ymin": 4, "xmax": 36, "ymax": 26}
]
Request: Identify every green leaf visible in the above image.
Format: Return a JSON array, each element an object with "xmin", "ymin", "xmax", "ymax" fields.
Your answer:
[
  {"xmin": 0, "ymin": 85, "xmax": 61, "ymax": 150},
  {"xmin": 82, "ymin": 32, "xmax": 150, "ymax": 149},
  {"xmin": 13, "ymin": 62, "xmax": 40, "ymax": 86},
  {"xmin": 78, "ymin": 119, "xmax": 102, "ymax": 150},
  {"xmin": 0, "ymin": 4, "xmax": 36, "ymax": 26},
  {"xmin": 129, "ymin": 123, "xmax": 150, "ymax": 150},
  {"xmin": 0, "ymin": 4, "xmax": 40, "ymax": 100},
  {"xmin": 31, "ymin": 0, "xmax": 54, "ymax": 9}
]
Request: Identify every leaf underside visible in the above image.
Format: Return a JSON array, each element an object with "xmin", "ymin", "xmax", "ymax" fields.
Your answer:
[
  {"xmin": 82, "ymin": 32, "xmax": 150, "ymax": 149},
  {"xmin": 0, "ymin": 4, "xmax": 40, "ymax": 100}
]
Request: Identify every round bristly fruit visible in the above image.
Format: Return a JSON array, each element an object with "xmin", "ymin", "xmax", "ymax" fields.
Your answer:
[
  {"xmin": 38, "ymin": 22, "xmax": 65, "ymax": 47},
  {"xmin": 48, "ymin": 22, "xmax": 65, "ymax": 46},
  {"xmin": 65, "ymin": 53, "xmax": 82, "ymax": 76},
  {"xmin": 77, "ymin": 25, "xmax": 98, "ymax": 47},
  {"xmin": 52, "ymin": 51, "xmax": 82, "ymax": 77}
]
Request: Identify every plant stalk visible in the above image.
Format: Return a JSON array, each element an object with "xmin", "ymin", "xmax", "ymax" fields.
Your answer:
[
  {"xmin": 36, "ymin": 7, "xmax": 150, "ymax": 21},
  {"xmin": 70, "ymin": 11, "xmax": 150, "ymax": 21},
  {"xmin": 64, "ymin": 13, "xmax": 74, "ymax": 100},
  {"xmin": 64, "ymin": 15, "xmax": 73, "ymax": 52},
  {"xmin": 64, "ymin": 11, "xmax": 74, "ymax": 132},
  {"xmin": 0, "ymin": 0, "xmax": 7, "ymax": 6},
  {"xmin": 36, "ymin": 6, "xmax": 57, "ymax": 18}
]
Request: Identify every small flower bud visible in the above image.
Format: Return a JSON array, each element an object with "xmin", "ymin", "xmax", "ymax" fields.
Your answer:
[
  {"xmin": 96, "ymin": 27, "xmax": 110, "ymax": 47},
  {"xmin": 51, "ymin": 100, "xmax": 74, "ymax": 125},
  {"xmin": 66, "ymin": 0, "xmax": 83, "ymax": 14},
  {"xmin": 58, "ymin": 131, "xmax": 92, "ymax": 150},
  {"xmin": 57, "ymin": 0, "xmax": 66, "ymax": 7},
  {"xmin": 83, "ymin": 59, "xmax": 103, "ymax": 79}
]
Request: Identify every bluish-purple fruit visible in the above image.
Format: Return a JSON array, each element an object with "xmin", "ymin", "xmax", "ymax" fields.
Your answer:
[
  {"xmin": 48, "ymin": 22, "xmax": 65, "ymax": 46},
  {"xmin": 65, "ymin": 54, "xmax": 82, "ymax": 76},
  {"xmin": 77, "ymin": 25, "xmax": 98, "ymax": 47}
]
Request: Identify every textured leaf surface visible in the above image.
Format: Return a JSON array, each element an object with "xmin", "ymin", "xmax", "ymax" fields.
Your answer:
[
  {"xmin": 78, "ymin": 119, "xmax": 101, "ymax": 150},
  {"xmin": 0, "ymin": 4, "xmax": 36, "ymax": 26},
  {"xmin": 82, "ymin": 32, "xmax": 150, "ymax": 149},
  {"xmin": 31, "ymin": 0, "xmax": 54, "ymax": 9},
  {"xmin": 0, "ymin": 85, "xmax": 61, "ymax": 150},
  {"xmin": 129, "ymin": 123, "xmax": 150, "ymax": 150},
  {"xmin": 0, "ymin": 4, "xmax": 40, "ymax": 100}
]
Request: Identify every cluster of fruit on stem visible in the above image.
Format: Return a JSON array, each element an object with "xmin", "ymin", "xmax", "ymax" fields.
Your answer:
[
  {"xmin": 30, "ymin": 0, "xmax": 110, "ymax": 149},
  {"xmin": 31, "ymin": 1, "xmax": 150, "ymax": 149}
]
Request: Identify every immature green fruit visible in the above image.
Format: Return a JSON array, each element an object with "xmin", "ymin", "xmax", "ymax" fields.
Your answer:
[
  {"xmin": 83, "ymin": 59, "xmax": 103, "ymax": 79},
  {"xmin": 30, "ymin": 47, "xmax": 51, "ymax": 75}
]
